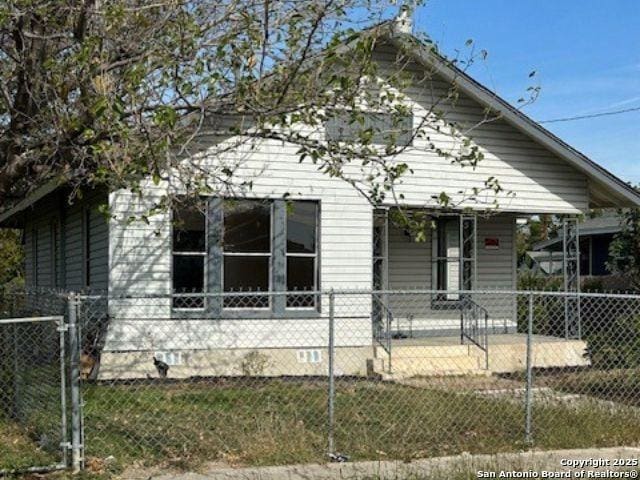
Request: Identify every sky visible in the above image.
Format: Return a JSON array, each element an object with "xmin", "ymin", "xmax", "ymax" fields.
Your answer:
[{"xmin": 408, "ymin": 0, "xmax": 640, "ymax": 185}]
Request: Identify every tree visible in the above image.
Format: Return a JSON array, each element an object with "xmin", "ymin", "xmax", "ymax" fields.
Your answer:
[
  {"xmin": 0, "ymin": 1, "xmax": 536, "ymax": 219},
  {"xmin": 608, "ymin": 207, "xmax": 640, "ymax": 290},
  {"xmin": 0, "ymin": 229, "xmax": 24, "ymax": 288},
  {"xmin": 516, "ymin": 214, "xmax": 558, "ymax": 266}
]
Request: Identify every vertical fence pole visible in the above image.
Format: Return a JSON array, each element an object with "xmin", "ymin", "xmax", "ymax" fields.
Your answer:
[
  {"xmin": 67, "ymin": 293, "xmax": 83, "ymax": 472},
  {"xmin": 327, "ymin": 289, "xmax": 336, "ymax": 456},
  {"xmin": 58, "ymin": 317, "xmax": 69, "ymax": 468},
  {"xmin": 524, "ymin": 292, "xmax": 534, "ymax": 445},
  {"xmin": 12, "ymin": 322, "xmax": 21, "ymax": 422}
]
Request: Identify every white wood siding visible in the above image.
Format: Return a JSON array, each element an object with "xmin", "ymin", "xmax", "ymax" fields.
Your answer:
[
  {"xmin": 107, "ymin": 43, "xmax": 591, "ymax": 349},
  {"xmin": 371, "ymin": 46, "xmax": 589, "ymax": 214},
  {"xmin": 386, "ymin": 214, "xmax": 516, "ymax": 334}
]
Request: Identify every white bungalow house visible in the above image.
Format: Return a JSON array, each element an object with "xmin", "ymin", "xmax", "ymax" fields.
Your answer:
[{"xmin": 2, "ymin": 17, "xmax": 640, "ymax": 379}]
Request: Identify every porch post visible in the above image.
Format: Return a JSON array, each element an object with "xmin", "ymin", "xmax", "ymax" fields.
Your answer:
[
  {"xmin": 459, "ymin": 213, "xmax": 477, "ymax": 292},
  {"xmin": 459, "ymin": 213, "xmax": 477, "ymax": 345},
  {"xmin": 562, "ymin": 217, "xmax": 581, "ymax": 339}
]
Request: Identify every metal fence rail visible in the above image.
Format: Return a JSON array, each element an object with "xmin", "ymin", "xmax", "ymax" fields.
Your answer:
[
  {"xmin": 0, "ymin": 313, "xmax": 68, "ymax": 474},
  {"xmin": 3, "ymin": 288, "xmax": 640, "ymax": 473}
]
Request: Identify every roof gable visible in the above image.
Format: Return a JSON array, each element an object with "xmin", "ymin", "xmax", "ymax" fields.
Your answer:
[{"xmin": 381, "ymin": 31, "xmax": 640, "ymax": 209}]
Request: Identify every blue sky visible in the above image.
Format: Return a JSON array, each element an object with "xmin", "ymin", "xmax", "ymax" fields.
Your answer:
[{"xmin": 410, "ymin": 0, "xmax": 640, "ymax": 184}]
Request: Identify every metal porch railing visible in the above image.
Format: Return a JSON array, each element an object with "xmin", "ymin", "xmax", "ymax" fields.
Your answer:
[{"xmin": 460, "ymin": 295, "xmax": 490, "ymax": 370}]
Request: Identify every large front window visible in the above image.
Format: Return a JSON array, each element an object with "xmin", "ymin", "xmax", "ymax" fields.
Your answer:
[{"xmin": 171, "ymin": 198, "xmax": 319, "ymax": 314}]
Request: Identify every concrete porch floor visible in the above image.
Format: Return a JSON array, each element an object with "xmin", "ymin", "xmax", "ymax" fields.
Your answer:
[
  {"xmin": 373, "ymin": 333, "xmax": 590, "ymax": 378},
  {"xmin": 389, "ymin": 333, "xmax": 575, "ymax": 347}
]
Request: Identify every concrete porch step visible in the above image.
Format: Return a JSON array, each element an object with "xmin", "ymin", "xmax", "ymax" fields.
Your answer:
[
  {"xmin": 370, "ymin": 334, "xmax": 589, "ymax": 378},
  {"xmin": 374, "ymin": 343, "xmax": 473, "ymax": 359}
]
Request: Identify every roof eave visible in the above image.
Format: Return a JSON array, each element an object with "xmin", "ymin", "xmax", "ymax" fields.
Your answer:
[
  {"xmin": 0, "ymin": 179, "xmax": 63, "ymax": 227},
  {"xmin": 385, "ymin": 33, "xmax": 640, "ymax": 209}
]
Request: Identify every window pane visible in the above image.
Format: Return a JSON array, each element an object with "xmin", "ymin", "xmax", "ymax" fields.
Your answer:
[
  {"xmin": 223, "ymin": 200, "xmax": 271, "ymax": 253},
  {"xmin": 287, "ymin": 256, "xmax": 316, "ymax": 307},
  {"xmin": 173, "ymin": 256, "xmax": 204, "ymax": 293},
  {"xmin": 287, "ymin": 202, "xmax": 317, "ymax": 253},
  {"xmin": 172, "ymin": 256, "xmax": 205, "ymax": 309},
  {"xmin": 223, "ymin": 256, "xmax": 269, "ymax": 308},
  {"xmin": 173, "ymin": 206, "xmax": 206, "ymax": 252}
]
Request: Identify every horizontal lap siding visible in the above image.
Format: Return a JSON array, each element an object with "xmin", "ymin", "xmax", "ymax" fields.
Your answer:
[
  {"xmin": 475, "ymin": 215, "xmax": 517, "ymax": 331},
  {"xmin": 22, "ymin": 190, "xmax": 108, "ymax": 292},
  {"xmin": 108, "ymin": 44, "xmax": 589, "ymax": 349},
  {"xmin": 372, "ymin": 47, "xmax": 589, "ymax": 213},
  {"xmin": 386, "ymin": 214, "xmax": 516, "ymax": 332}
]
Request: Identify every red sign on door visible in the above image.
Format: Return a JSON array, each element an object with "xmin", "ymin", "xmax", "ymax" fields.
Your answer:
[{"xmin": 484, "ymin": 237, "xmax": 500, "ymax": 250}]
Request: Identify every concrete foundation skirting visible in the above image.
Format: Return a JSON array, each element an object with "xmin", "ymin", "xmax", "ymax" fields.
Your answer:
[
  {"xmin": 144, "ymin": 447, "xmax": 640, "ymax": 480},
  {"xmin": 97, "ymin": 346, "xmax": 374, "ymax": 379}
]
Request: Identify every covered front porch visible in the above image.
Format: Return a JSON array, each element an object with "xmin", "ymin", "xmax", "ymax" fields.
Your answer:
[
  {"xmin": 372, "ymin": 208, "xmax": 582, "ymax": 336},
  {"xmin": 369, "ymin": 208, "xmax": 585, "ymax": 377}
]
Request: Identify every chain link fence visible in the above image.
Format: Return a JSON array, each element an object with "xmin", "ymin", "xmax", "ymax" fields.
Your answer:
[
  {"xmin": 0, "ymin": 289, "xmax": 70, "ymax": 474},
  {"xmin": 3, "ymin": 288, "xmax": 640, "ymax": 473}
]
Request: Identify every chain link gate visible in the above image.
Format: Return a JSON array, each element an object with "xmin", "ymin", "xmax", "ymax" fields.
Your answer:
[
  {"xmin": 0, "ymin": 315, "xmax": 69, "ymax": 474},
  {"xmin": 0, "ymin": 291, "xmax": 84, "ymax": 475}
]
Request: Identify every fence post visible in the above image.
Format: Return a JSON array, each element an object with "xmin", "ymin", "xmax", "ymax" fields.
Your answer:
[
  {"xmin": 327, "ymin": 289, "xmax": 336, "ymax": 456},
  {"xmin": 12, "ymin": 322, "xmax": 21, "ymax": 422},
  {"xmin": 67, "ymin": 293, "xmax": 83, "ymax": 472},
  {"xmin": 524, "ymin": 292, "xmax": 534, "ymax": 445},
  {"xmin": 58, "ymin": 314, "xmax": 69, "ymax": 468}
]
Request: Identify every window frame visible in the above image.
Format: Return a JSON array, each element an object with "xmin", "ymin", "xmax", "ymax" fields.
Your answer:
[
  {"xmin": 171, "ymin": 202, "xmax": 207, "ymax": 312},
  {"xmin": 51, "ymin": 220, "xmax": 59, "ymax": 289},
  {"xmin": 32, "ymin": 227, "xmax": 38, "ymax": 288},
  {"xmin": 171, "ymin": 198, "xmax": 321, "ymax": 319},
  {"xmin": 83, "ymin": 208, "xmax": 91, "ymax": 289},
  {"xmin": 284, "ymin": 200, "xmax": 320, "ymax": 310},
  {"xmin": 325, "ymin": 109, "xmax": 414, "ymax": 146}
]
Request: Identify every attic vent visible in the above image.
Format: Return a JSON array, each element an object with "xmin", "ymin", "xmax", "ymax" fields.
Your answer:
[{"xmin": 325, "ymin": 111, "xmax": 413, "ymax": 146}]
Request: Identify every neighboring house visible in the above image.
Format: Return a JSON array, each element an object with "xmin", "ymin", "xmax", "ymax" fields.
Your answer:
[
  {"xmin": 2, "ymin": 18, "xmax": 640, "ymax": 378},
  {"xmin": 524, "ymin": 250, "xmax": 564, "ymax": 276},
  {"xmin": 530, "ymin": 211, "xmax": 623, "ymax": 277}
]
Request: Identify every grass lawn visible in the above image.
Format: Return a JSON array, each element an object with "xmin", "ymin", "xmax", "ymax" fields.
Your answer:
[
  {"xmin": 536, "ymin": 368, "xmax": 640, "ymax": 406},
  {"xmin": 0, "ymin": 417, "xmax": 59, "ymax": 472},
  {"xmin": 78, "ymin": 377, "xmax": 640, "ymax": 471},
  {"xmin": 4, "ymin": 375, "xmax": 640, "ymax": 474}
]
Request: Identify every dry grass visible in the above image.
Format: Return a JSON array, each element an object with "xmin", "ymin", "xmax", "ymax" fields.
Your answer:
[
  {"xmin": 4, "ymin": 374, "xmax": 640, "ymax": 475},
  {"xmin": 0, "ymin": 419, "xmax": 58, "ymax": 472},
  {"xmin": 80, "ymin": 377, "xmax": 640, "ymax": 471}
]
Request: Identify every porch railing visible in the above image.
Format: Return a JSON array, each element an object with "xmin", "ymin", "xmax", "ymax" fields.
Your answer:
[{"xmin": 460, "ymin": 295, "xmax": 489, "ymax": 370}]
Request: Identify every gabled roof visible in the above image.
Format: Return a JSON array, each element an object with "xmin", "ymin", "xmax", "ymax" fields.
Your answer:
[
  {"xmin": 532, "ymin": 211, "xmax": 623, "ymax": 251},
  {"xmin": 382, "ymin": 30, "xmax": 640, "ymax": 209},
  {"xmin": 2, "ymin": 19, "xmax": 639, "ymax": 227}
]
